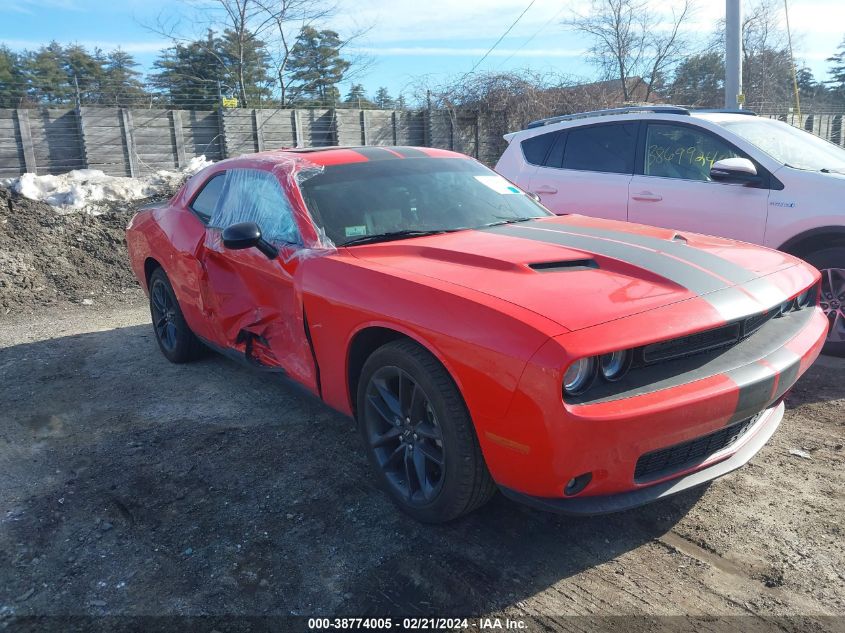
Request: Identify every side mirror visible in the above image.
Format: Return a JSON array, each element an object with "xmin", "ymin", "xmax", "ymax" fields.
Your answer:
[
  {"xmin": 527, "ymin": 191, "xmax": 542, "ymax": 203},
  {"xmin": 221, "ymin": 221, "xmax": 278, "ymax": 259},
  {"xmin": 710, "ymin": 157, "xmax": 761, "ymax": 185}
]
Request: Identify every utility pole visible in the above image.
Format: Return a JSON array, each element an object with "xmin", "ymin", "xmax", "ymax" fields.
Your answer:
[
  {"xmin": 73, "ymin": 75, "xmax": 82, "ymax": 109},
  {"xmin": 783, "ymin": 0, "xmax": 802, "ymax": 119},
  {"xmin": 725, "ymin": 0, "xmax": 743, "ymax": 109}
]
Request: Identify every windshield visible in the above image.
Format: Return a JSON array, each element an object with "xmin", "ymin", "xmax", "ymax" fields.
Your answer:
[
  {"xmin": 722, "ymin": 118, "xmax": 845, "ymax": 172},
  {"xmin": 298, "ymin": 157, "xmax": 551, "ymax": 246}
]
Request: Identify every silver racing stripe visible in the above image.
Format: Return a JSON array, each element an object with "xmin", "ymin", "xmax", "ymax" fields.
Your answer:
[
  {"xmin": 525, "ymin": 221, "xmax": 786, "ymax": 307},
  {"xmin": 725, "ymin": 346, "xmax": 801, "ymax": 423},
  {"xmin": 482, "ymin": 223, "xmax": 762, "ymax": 320}
]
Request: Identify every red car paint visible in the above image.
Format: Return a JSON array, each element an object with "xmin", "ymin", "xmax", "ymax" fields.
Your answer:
[{"xmin": 126, "ymin": 147, "xmax": 827, "ymax": 511}]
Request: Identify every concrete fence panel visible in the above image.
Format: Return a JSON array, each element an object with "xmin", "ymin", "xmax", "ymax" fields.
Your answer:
[
  {"xmin": 0, "ymin": 110, "xmax": 25, "ymax": 178},
  {"xmin": 4, "ymin": 106, "xmax": 842, "ymax": 179}
]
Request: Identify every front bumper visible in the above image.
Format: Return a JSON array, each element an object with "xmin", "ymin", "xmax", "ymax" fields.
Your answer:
[
  {"xmin": 498, "ymin": 400, "xmax": 783, "ymax": 515},
  {"xmin": 475, "ymin": 305, "xmax": 828, "ymax": 502}
]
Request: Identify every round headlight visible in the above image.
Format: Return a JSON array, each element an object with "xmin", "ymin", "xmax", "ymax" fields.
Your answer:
[
  {"xmin": 795, "ymin": 288, "xmax": 812, "ymax": 309},
  {"xmin": 600, "ymin": 350, "xmax": 631, "ymax": 381},
  {"xmin": 563, "ymin": 357, "xmax": 597, "ymax": 396}
]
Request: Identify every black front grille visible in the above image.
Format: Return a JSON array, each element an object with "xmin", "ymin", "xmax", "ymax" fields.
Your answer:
[
  {"xmin": 634, "ymin": 414, "xmax": 761, "ymax": 483},
  {"xmin": 643, "ymin": 322, "xmax": 741, "ymax": 363},
  {"xmin": 742, "ymin": 308, "xmax": 777, "ymax": 337},
  {"xmin": 641, "ymin": 308, "xmax": 778, "ymax": 365}
]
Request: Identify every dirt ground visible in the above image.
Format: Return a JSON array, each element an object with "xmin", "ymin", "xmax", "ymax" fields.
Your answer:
[
  {"xmin": 1, "ymin": 295, "xmax": 843, "ymax": 630},
  {"xmin": 0, "ymin": 187, "xmax": 161, "ymax": 315}
]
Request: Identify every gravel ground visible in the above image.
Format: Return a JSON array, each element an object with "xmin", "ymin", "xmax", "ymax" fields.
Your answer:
[{"xmin": 0, "ymin": 297, "xmax": 843, "ymax": 631}]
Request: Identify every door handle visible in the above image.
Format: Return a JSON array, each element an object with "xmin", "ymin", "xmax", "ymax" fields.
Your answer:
[
  {"xmin": 631, "ymin": 191, "xmax": 663, "ymax": 202},
  {"xmin": 533, "ymin": 185, "xmax": 558, "ymax": 194}
]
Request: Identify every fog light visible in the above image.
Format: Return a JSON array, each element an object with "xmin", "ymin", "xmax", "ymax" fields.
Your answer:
[{"xmin": 564, "ymin": 472, "xmax": 592, "ymax": 496}]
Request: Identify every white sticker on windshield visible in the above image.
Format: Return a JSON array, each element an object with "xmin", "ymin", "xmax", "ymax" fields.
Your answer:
[
  {"xmin": 345, "ymin": 225, "xmax": 368, "ymax": 237},
  {"xmin": 474, "ymin": 175, "xmax": 522, "ymax": 195}
]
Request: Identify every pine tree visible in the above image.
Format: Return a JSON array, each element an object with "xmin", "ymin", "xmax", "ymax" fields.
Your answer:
[
  {"xmin": 152, "ymin": 29, "xmax": 273, "ymax": 109},
  {"xmin": 0, "ymin": 46, "xmax": 27, "ymax": 108},
  {"xmin": 101, "ymin": 49, "xmax": 147, "ymax": 106},
  {"xmin": 152, "ymin": 40, "xmax": 220, "ymax": 109},
  {"xmin": 151, "ymin": 32, "xmax": 226, "ymax": 109},
  {"xmin": 374, "ymin": 87, "xmax": 393, "ymax": 109},
  {"xmin": 287, "ymin": 27, "xmax": 351, "ymax": 106},
  {"xmin": 344, "ymin": 83, "xmax": 373, "ymax": 108},
  {"xmin": 25, "ymin": 43, "xmax": 72, "ymax": 104},
  {"xmin": 217, "ymin": 28, "xmax": 274, "ymax": 107},
  {"xmin": 666, "ymin": 52, "xmax": 724, "ymax": 107},
  {"xmin": 62, "ymin": 44, "xmax": 104, "ymax": 103},
  {"xmin": 827, "ymin": 37, "xmax": 845, "ymax": 96}
]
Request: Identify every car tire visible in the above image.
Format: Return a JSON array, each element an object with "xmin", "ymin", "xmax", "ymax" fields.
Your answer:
[
  {"xmin": 356, "ymin": 339, "xmax": 496, "ymax": 523},
  {"xmin": 148, "ymin": 267, "xmax": 204, "ymax": 363},
  {"xmin": 804, "ymin": 246, "xmax": 845, "ymax": 357}
]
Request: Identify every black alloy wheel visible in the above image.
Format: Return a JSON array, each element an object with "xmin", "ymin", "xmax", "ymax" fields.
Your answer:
[
  {"xmin": 356, "ymin": 339, "xmax": 496, "ymax": 522},
  {"xmin": 363, "ymin": 365, "xmax": 446, "ymax": 504},
  {"xmin": 147, "ymin": 267, "xmax": 203, "ymax": 363}
]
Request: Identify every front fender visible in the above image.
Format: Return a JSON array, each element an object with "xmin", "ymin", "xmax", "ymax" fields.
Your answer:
[{"xmin": 300, "ymin": 253, "xmax": 560, "ymax": 420}]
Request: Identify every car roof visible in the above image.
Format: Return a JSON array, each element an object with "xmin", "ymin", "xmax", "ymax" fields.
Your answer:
[
  {"xmin": 509, "ymin": 107, "xmax": 759, "ymax": 140},
  {"xmin": 223, "ymin": 146, "xmax": 469, "ymax": 169},
  {"xmin": 690, "ymin": 112, "xmax": 764, "ymax": 124}
]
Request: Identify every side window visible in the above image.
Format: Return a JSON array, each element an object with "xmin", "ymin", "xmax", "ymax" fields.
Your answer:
[
  {"xmin": 189, "ymin": 173, "xmax": 225, "ymax": 223},
  {"xmin": 645, "ymin": 124, "xmax": 742, "ymax": 182},
  {"xmin": 521, "ymin": 132, "xmax": 557, "ymax": 166},
  {"xmin": 210, "ymin": 169, "xmax": 300, "ymax": 246},
  {"xmin": 561, "ymin": 123, "xmax": 637, "ymax": 174}
]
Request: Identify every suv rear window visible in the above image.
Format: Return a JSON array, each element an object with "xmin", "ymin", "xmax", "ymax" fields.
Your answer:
[
  {"xmin": 521, "ymin": 132, "xmax": 557, "ymax": 166},
  {"xmin": 561, "ymin": 123, "xmax": 637, "ymax": 174}
]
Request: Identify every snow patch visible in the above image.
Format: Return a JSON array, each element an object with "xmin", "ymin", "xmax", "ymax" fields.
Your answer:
[{"xmin": 1, "ymin": 155, "xmax": 213, "ymax": 214}]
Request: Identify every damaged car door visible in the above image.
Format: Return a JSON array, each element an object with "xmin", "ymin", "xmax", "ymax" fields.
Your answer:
[{"xmin": 200, "ymin": 167, "xmax": 319, "ymax": 392}]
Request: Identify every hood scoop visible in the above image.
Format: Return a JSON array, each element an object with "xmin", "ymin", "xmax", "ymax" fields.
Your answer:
[{"xmin": 528, "ymin": 259, "xmax": 599, "ymax": 272}]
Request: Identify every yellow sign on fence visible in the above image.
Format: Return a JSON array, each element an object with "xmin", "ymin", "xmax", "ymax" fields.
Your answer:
[{"xmin": 221, "ymin": 97, "xmax": 239, "ymax": 109}]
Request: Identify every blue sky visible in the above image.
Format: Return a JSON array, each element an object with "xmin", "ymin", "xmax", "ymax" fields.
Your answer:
[{"xmin": 1, "ymin": 0, "xmax": 843, "ymax": 102}]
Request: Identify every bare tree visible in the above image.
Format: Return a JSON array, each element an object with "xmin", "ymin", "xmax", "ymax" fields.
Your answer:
[
  {"xmin": 147, "ymin": 0, "xmax": 370, "ymax": 107},
  {"xmin": 148, "ymin": 0, "xmax": 269, "ymax": 107},
  {"xmin": 419, "ymin": 68, "xmax": 673, "ymax": 161},
  {"xmin": 252, "ymin": 0, "xmax": 335, "ymax": 105},
  {"xmin": 419, "ymin": 70, "xmax": 604, "ymax": 158},
  {"xmin": 563, "ymin": 0, "xmax": 695, "ymax": 102},
  {"xmin": 218, "ymin": 0, "xmax": 265, "ymax": 106}
]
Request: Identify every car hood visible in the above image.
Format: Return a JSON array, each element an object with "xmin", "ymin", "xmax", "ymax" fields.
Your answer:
[{"xmin": 347, "ymin": 215, "xmax": 800, "ymax": 331}]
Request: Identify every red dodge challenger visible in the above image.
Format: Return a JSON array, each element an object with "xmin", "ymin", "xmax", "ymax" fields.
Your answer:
[{"xmin": 126, "ymin": 146, "xmax": 827, "ymax": 522}]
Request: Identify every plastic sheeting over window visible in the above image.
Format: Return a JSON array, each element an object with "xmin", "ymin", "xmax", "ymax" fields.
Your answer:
[{"xmin": 209, "ymin": 168, "xmax": 300, "ymax": 246}]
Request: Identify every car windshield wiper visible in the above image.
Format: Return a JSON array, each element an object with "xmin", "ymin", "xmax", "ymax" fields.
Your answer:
[
  {"xmin": 342, "ymin": 229, "xmax": 453, "ymax": 246},
  {"xmin": 482, "ymin": 216, "xmax": 542, "ymax": 228},
  {"xmin": 820, "ymin": 167, "xmax": 845, "ymax": 174},
  {"xmin": 341, "ymin": 218, "xmax": 541, "ymax": 246}
]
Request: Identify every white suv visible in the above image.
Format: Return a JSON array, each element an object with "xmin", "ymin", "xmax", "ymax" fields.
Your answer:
[{"xmin": 495, "ymin": 106, "xmax": 845, "ymax": 355}]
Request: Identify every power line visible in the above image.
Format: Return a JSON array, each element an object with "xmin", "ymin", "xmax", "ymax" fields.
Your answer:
[
  {"xmin": 497, "ymin": 4, "xmax": 568, "ymax": 69},
  {"xmin": 468, "ymin": 0, "xmax": 537, "ymax": 75}
]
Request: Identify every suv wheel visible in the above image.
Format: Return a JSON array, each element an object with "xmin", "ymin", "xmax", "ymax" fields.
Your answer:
[{"xmin": 805, "ymin": 247, "xmax": 845, "ymax": 357}]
